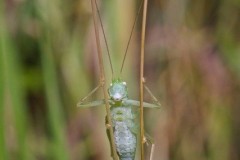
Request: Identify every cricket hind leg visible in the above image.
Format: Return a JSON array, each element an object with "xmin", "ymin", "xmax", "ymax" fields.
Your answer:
[
  {"xmin": 144, "ymin": 132, "xmax": 155, "ymax": 160},
  {"xmin": 105, "ymin": 116, "xmax": 118, "ymax": 159},
  {"xmin": 142, "ymin": 78, "xmax": 158, "ymax": 159},
  {"xmin": 130, "ymin": 127, "xmax": 155, "ymax": 160}
]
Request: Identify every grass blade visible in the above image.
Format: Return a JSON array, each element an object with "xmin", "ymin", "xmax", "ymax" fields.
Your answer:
[
  {"xmin": 0, "ymin": 2, "xmax": 7, "ymax": 158},
  {"xmin": 1, "ymin": 16, "xmax": 29, "ymax": 160},
  {"xmin": 40, "ymin": 34, "xmax": 69, "ymax": 160}
]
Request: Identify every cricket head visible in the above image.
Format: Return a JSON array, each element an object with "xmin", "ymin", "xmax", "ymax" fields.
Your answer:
[{"xmin": 108, "ymin": 78, "xmax": 128, "ymax": 101}]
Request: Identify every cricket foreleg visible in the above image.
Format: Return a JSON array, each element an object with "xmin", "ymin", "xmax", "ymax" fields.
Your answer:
[
  {"xmin": 143, "ymin": 78, "xmax": 161, "ymax": 107},
  {"xmin": 123, "ymin": 99, "xmax": 160, "ymax": 109},
  {"xmin": 77, "ymin": 81, "xmax": 108, "ymax": 108},
  {"xmin": 78, "ymin": 83, "xmax": 102, "ymax": 103},
  {"xmin": 77, "ymin": 99, "xmax": 106, "ymax": 108}
]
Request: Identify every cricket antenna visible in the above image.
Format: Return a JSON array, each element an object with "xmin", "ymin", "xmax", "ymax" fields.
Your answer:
[
  {"xmin": 120, "ymin": 0, "xmax": 144, "ymax": 74},
  {"xmin": 95, "ymin": 0, "xmax": 114, "ymax": 78}
]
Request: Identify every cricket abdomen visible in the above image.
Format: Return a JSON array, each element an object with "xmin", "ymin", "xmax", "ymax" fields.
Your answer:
[{"xmin": 111, "ymin": 106, "xmax": 137, "ymax": 160}]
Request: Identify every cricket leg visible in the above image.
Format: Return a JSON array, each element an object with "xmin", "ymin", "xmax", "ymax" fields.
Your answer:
[
  {"xmin": 77, "ymin": 99, "xmax": 106, "ymax": 108},
  {"xmin": 123, "ymin": 99, "xmax": 160, "ymax": 108},
  {"xmin": 105, "ymin": 116, "xmax": 116, "ymax": 159},
  {"xmin": 77, "ymin": 80, "xmax": 108, "ymax": 108},
  {"xmin": 143, "ymin": 77, "xmax": 161, "ymax": 107},
  {"xmin": 144, "ymin": 132, "xmax": 155, "ymax": 160},
  {"xmin": 78, "ymin": 83, "xmax": 102, "ymax": 104}
]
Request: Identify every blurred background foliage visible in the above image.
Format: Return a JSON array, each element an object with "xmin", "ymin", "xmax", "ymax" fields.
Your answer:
[{"xmin": 0, "ymin": 0, "xmax": 240, "ymax": 160}]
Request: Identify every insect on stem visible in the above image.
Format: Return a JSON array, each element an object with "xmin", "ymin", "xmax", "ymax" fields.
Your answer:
[{"xmin": 80, "ymin": 1, "xmax": 157, "ymax": 160}]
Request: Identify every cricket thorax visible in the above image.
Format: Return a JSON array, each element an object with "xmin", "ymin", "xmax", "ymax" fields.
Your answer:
[{"xmin": 110, "ymin": 107, "xmax": 135, "ymax": 126}]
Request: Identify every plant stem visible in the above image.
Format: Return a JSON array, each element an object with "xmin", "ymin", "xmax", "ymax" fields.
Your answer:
[
  {"xmin": 140, "ymin": 0, "xmax": 149, "ymax": 159},
  {"xmin": 90, "ymin": 0, "xmax": 118, "ymax": 159},
  {"xmin": 0, "ymin": 2, "xmax": 7, "ymax": 158},
  {"xmin": 37, "ymin": 1, "xmax": 69, "ymax": 158}
]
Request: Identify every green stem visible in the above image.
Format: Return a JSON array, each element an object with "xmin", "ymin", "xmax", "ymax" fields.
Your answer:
[
  {"xmin": 0, "ymin": 2, "xmax": 7, "ymax": 158},
  {"xmin": 40, "ymin": 32, "xmax": 69, "ymax": 160}
]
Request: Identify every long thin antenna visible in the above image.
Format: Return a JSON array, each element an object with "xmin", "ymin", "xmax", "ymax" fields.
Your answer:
[
  {"xmin": 95, "ymin": 0, "xmax": 114, "ymax": 78},
  {"xmin": 120, "ymin": 0, "xmax": 144, "ymax": 74}
]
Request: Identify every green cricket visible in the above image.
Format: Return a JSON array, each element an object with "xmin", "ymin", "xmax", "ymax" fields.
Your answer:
[{"xmin": 78, "ymin": 0, "xmax": 161, "ymax": 159}]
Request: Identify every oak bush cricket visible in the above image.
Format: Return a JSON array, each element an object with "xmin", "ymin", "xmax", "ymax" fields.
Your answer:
[{"xmin": 78, "ymin": 0, "xmax": 161, "ymax": 159}]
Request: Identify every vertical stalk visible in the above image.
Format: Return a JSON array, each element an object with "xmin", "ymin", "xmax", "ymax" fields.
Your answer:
[
  {"xmin": 90, "ymin": 0, "xmax": 118, "ymax": 159},
  {"xmin": 0, "ymin": 43, "xmax": 6, "ymax": 160},
  {"xmin": 1, "ymin": 2, "xmax": 29, "ymax": 159},
  {"xmin": 36, "ymin": 0, "xmax": 70, "ymax": 158},
  {"xmin": 140, "ymin": 0, "xmax": 149, "ymax": 159},
  {"xmin": 41, "ymin": 42, "xmax": 69, "ymax": 160},
  {"xmin": 0, "ymin": 1, "xmax": 7, "ymax": 158}
]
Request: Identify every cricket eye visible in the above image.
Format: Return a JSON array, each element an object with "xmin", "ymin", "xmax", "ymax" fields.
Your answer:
[
  {"xmin": 123, "ymin": 82, "xmax": 126, "ymax": 85},
  {"xmin": 110, "ymin": 83, "xmax": 112, "ymax": 86}
]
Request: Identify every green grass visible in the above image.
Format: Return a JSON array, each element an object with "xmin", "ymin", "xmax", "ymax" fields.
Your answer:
[
  {"xmin": 0, "ymin": 5, "xmax": 8, "ymax": 159},
  {"xmin": 0, "ymin": 0, "xmax": 240, "ymax": 159}
]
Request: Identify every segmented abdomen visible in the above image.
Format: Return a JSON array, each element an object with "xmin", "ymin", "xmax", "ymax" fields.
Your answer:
[{"xmin": 111, "ymin": 106, "xmax": 137, "ymax": 160}]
